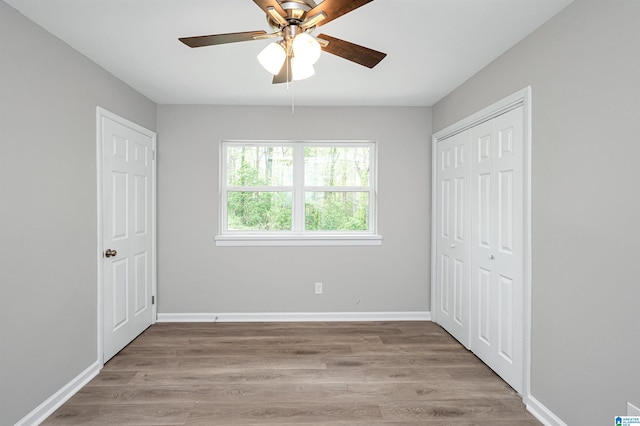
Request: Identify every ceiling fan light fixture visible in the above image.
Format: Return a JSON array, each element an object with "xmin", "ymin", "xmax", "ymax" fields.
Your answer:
[
  {"xmin": 257, "ymin": 42, "xmax": 286, "ymax": 75},
  {"xmin": 180, "ymin": 0, "xmax": 387, "ymax": 85},
  {"xmin": 291, "ymin": 57, "xmax": 315, "ymax": 81},
  {"xmin": 292, "ymin": 33, "xmax": 321, "ymax": 65}
]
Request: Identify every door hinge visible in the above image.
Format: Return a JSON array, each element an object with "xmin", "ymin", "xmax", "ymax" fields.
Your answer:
[
  {"xmin": 152, "ymin": 150, "xmax": 156, "ymax": 160},
  {"xmin": 152, "ymin": 295, "xmax": 155, "ymax": 305}
]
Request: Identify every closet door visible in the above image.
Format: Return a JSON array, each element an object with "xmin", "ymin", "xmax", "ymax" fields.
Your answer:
[
  {"xmin": 435, "ymin": 130, "xmax": 471, "ymax": 348},
  {"xmin": 470, "ymin": 107, "xmax": 524, "ymax": 392}
]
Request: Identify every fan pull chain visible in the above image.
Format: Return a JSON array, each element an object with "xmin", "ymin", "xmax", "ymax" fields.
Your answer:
[
  {"xmin": 285, "ymin": 58, "xmax": 290, "ymax": 92},
  {"xmin": 291, "ymin": 80, "xmax": 295, "ymax": 115},
  {"xmin": 283, "ymin": 57, "xmax": 295, "ymax": 115}
]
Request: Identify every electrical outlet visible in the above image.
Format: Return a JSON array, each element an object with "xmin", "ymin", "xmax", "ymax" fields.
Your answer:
[
  {"xmin": 315, "ymin": 282, "xmax": 323, "ymax": 295},
  {"xmin": 628, "ymin": 402, "xmax": 640, "ymax": 416}
]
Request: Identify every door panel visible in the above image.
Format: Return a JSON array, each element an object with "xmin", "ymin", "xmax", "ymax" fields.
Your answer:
[
  {"xmin": 435, "ymin": 130, "xmax": 470, "ymax": 348},
  {"xmin": 455, "ymin": 177, "xmax": 465, "ymax": 241},
  {"xmin": 440, "ymin": 254, "xmax": 450, "ymax": 314},
  {"xmin": 469, "ymin": 107, "xmax": 524, "ymax": 393},
  {"xmin": 112, "ymin": 171, "xmax": 128, "ymax": 239},
  {"xmin": 499, "ymin": 170, "xmax": 514, "ymax": 252},
  {"xmin": 134, "ymin": 175, "xmax": 148, "ymax": 235},
  {"xmin": 498, "ymin": 274, "xmax": 514, "ymax": 361},
  {"xmin": 134, "ymin": 252, "xmax": 149, "ymax": 314},
  {"xmin": 112, "ymin": 258, "xmax": 128, "ymax": 330},
  {"xmin": 477, "ymin": 267, "xmax": 491, "ymax": 346},
  {"xmin": 441, "ymin": 179, "xmax": 451, "ymax": 239},
  {"xmin": 101, "ymin": 113, "xmax": 155, "ymax": 362},
  {"xmin": 453, "ymin": 259, "xmax": 464, "ymax": 325},
  {"xmin": 478, "ymin": 173, "xmax": 492, "ymax": 247}
]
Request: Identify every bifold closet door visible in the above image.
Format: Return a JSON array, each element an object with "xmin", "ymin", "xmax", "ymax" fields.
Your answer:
[
  {"xmin": 435, "ymin": 130, "xmax": 471, "ymax": 348},
  {"xmin": 469, "ymin": 107, "xmax": 524, "ymax": 393}
]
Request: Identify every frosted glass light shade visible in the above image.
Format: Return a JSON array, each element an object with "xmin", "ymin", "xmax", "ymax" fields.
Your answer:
[
  {"xmin": 257, "ymin": 42, "xmax": 286, "ymax": 75},
  {"xmin": 292, "ymin": 33, "xmax": 321, "ymax": 65},
  {"xmin": 291, "ymin": 57, "xmax": 315, "ymax": 81}
]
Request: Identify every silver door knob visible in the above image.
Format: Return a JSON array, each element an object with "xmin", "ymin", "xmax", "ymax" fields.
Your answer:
[
  {"xmin": 105, "ymin": 249, "xmax": 118, "ymax": 258},
  {"xmin": 451, "ymin": 244, "xmax": 456, "ymax": 248},
  {"xmin": 488, "ymin": 254, "xmax": 495, "ymax": 260}
]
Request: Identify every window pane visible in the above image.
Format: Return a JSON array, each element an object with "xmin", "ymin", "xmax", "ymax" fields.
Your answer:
[
  {"xmin": 304, "ymin": 146, "xmax": 370, "ymax": 187},
  {"xmin": 227, "ymin": 192, "xmax": 292, "ymax": 231},
  {"xmin": 227, "ymin": 146, "xmax": 293, "ymax": 186},
  {"xmin": 305, "ymin": 192, "xmax": 369, "ymax": 231}
]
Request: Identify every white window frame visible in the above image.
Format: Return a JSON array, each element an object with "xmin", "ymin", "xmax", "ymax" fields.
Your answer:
[{"xmin": 215, "ymin": 140, "xmax": 382, "ymax": 247}]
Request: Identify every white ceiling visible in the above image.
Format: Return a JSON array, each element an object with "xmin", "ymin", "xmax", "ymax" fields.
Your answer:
[{"xmin": 4, "ymin": 0, "xmax": 573, "ymax": 106}]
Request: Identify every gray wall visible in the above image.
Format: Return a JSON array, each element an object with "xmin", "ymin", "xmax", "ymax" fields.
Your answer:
[
  {"xmin": 0, "ymin": 3, "xmax": 156, "ymax": 424},
  {"xmin": 432, "ymin": 0, "xmax": 640, "ymax": 424},
  {"xmin": 156, "ymin": 105, "xmax": 431, "ymax": 315}
]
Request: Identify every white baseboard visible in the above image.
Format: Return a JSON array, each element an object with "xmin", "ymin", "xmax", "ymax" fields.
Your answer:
[
  {"xmin": 157, "ymin": 311, "xmax": 431, "ymax": 323},
  {"xmin": 525, "ymin": 394, "xmax": 568, "ymax": 426},
  {"xmin": 15, "ymin": 361, "xmax": 100, "ymax": 426}
]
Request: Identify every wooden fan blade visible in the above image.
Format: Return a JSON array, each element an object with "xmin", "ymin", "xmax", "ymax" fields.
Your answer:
[
  {"xmin": 307, "ymin": 0, "xmax": 373, "ymax": 26},
  {"xmin": 179, "ymin": 31, "xmax": 267, "ymax": 48},
  {"xmin": 253, "ymin": 0, "xmax": 287, "ymax": 19},
  {"xmin": 317, "ymin": 34, "xmax": 386, "ymax": 68},
  {"xmin": 272, "ymin": 57, "xmax": 292, "ymax": 84}
]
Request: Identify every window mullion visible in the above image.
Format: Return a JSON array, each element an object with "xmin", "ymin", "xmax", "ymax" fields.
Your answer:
[
  {"xmin": 293, "ymin": 145, "xmax": 305, "ymax": 232},
  {"xmin": 220, "ymin": 143, "xmax": 228, "ymax": 233}
]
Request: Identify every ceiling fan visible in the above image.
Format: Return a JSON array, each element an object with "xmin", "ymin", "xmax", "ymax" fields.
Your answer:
[{"xmin": 179, "ymin": 0, "xmax": 387, "ymax": 84}]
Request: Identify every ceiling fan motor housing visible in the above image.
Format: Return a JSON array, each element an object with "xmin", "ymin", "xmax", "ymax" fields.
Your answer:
[{"xmin": 267, "ymin": 0, "xmax": 317, "ymax": 30}]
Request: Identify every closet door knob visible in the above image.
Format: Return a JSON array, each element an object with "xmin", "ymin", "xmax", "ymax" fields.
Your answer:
[
  {"xmin": 105, "ymin": 249, "xmax": 118, "ymax": 258},
  {"xmin": 488, "ymin": 254, "xmax": 495, "ymax": 260}
]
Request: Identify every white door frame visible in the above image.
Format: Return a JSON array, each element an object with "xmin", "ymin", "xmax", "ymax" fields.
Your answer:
[
  {"xmin": 431, "ymin": 86, "xmax": 532, "ymax": 396},
  {"xmin": 96, "ymin": 107, "xmax": 157, "ymax": 367}
]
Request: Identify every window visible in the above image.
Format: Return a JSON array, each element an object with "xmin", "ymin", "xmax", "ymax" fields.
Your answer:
[{"xmin": 216, "ymin": 141, "xmax": 381, "ymax": 246}]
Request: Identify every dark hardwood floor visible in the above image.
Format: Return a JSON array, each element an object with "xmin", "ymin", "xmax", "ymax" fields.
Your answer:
[{"xmin": 43, "ymin": 321, "xmax": 540, "ymax": 425}]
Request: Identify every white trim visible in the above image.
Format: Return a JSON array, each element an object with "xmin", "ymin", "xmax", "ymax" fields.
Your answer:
[
  {"xmin": 430, "ymin": 86, "xmax": 533, "ymax": 397},
  {"xmin": 15, "ymin": 361, "xmax": 100, "ymax": 426},
  {"xmin": 522, "ymin": 87, "xmax": 534, "ymax": 403},
  {"xmin": 96, "ymin": 107, "xmax": 157, "ymax": 367},
  {"xmin": 215, "ymin": 234, "xmax": 382, "ymax": 246},
  {"xmin": 157, "ymin": 311, "xmax": 431, "ymax": 323},
  {"xmin": 430, "ymin": 129, "xmax": 438, "ymax": 324},
  {"xmin": 525, "ymin": 395, "xmax": 569, "ymax": 426},
  {"xmin": 627, "ymin": 402, "xmax": 640, "ymax": 416},
  {"xmin": 432, "ymin": 89, "xmax": 529, "ymax": 141}
]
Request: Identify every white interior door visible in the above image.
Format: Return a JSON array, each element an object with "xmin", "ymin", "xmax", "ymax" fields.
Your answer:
[
  {"xmin": 470, "ymin": 106, "xmax": 524, "ymax": 392},
  {"xmin": 435, "ymin": 129, "xmax": 471, "ymax": 348},
  {"xmin": 100, "ymin": 111, "xmax": 156, "ymax": 362}
]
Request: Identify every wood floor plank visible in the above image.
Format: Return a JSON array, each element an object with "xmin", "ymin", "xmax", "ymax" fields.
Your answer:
[
  {"xmin": 104, "ymin": 354, "xmax": 329, "ymax": 371},
  {"xmin": 129, "ymin": 335, "xmax": 382, "ymax": 348},
  {"xmin": 185, "ymin": 402, "xmax": 383, "ymax": 425},
  {"xmin": 43, "ymin": 402, "xmax": 194, "ymax": 425},
  {"xmin": 323, "ymin": 352, "xmax": 483, "ymax": 369},
  {"xmin": 42, "ymin": 321, "xmax": 540, "ymax": 425},
  {"xmin": 81, "ymin": 370, "xmax": 138, "ymax": 386},
  {"xmin": 348, "ymin": 342, "xmax": 468, "ymax": 355},
  {"xmin": 380, "ymin": 399, "xmax": 536, "ymax": 422},
  {"xmin": 126, "ymin": 366, "xmax": 451, "ymax": 386}
]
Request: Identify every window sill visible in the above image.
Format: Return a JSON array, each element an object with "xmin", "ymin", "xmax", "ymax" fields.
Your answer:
[{"xmin": 215, "ymin": 234, "xmax": 383, "ymax": 247}]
